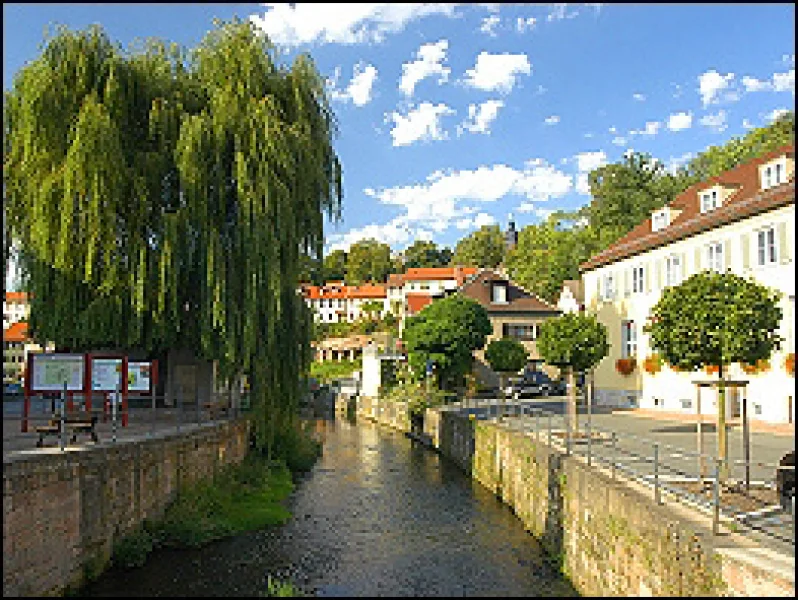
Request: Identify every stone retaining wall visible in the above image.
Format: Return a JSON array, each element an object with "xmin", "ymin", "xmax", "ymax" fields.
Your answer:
[{"xmin": 3, "ymin": 420, "xmax": 250, "ymax": 597}]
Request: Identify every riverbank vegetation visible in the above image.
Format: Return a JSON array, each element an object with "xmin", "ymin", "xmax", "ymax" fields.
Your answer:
[{"xmin": 310, "ymin": 358, "xmax": 361, "ymax": 383}]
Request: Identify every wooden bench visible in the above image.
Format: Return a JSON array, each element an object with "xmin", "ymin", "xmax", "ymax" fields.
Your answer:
[{"xmin": 35, "ymin": 413, "xmax": 99, "ymax": 447}]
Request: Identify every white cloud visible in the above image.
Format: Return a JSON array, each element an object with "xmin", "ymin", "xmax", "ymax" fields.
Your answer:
[
  {"xmin": 629, "ymin": 121, "xmax": 661, "ymax": 136},
  {"xmin": 249, "ymin": 3, "xmax": 461, "ymax": 46},
  {"xmin": 742, "ymin": 118, "xmax": 754, "ymax": 129},
  {"xmin": 513, "ymin": 159, "xmax": 573, "ymax": 201},
  {"xmin": 387, "ymin": 102, "xmax": 455, "ymax": 146},
  {"xmin": 632, "ymin": 93, "xmax": 646, "ymax": 102},
  {"xmin": 583, "ymin": 132, "xmax": 594, "ymax": 139},
  {"xmin": 783, "ymin": 54, "xmax": 796, "ymax": 67},
  {"xmin": 699, "ymin": 110, "xmax": 728, "ymax": 133},
  {"xmin": 666, "ymin": 151, "xmax": 694, "ymax": 174},
  {"xmin": 611, "ymin": 136, "xmax": 628, "ymax": 146},
  {"xmin": 480, "ymin": 14, "xmax": 501, "ymax": 36},
  {"xmin": 516, "ymin": 16, "xmax": 537, "ymax": 33},
  {"xmin": 742, "ymin": 69, "xmax": 795, "ymax": 95},
  {"xmin": 458, "ymin": 99, "xmax": 504, "ymax": 135},
  {"xmin": 329, "ymin": 62, "xmax": 378, "ymax": 106},
  {"xmin": 698, "ymin": 70, "xmax": 739, "ymax": 106},
  {"xmin": 399, "ymin": 39, "xmax": 451, "ymax": 97},
  {"xmin": 667, "ymin": 111, "xmax": 693, "ymax": 131},
  {"xmin": 765, "ymin": 107, "xmax": 790, "ymax": 122},
  {"xmin": 544, "ymin": 115, "xmax": 560, "ymax": 125},
  {"xmin": 547, "ymin": 3, "xmax": 580, "ymax": 21},
  {"xmin": 473, "ymin": 212, "xmax": 497, "ymax": 228},
  {"xmin": 608, "ymin": 126, "xmax": 617, "ymax": 134},
  {"xmin": 462, "ymin": 51, "xmax": 532, "ymax": 93},
  {"xmin": 671, "ymin": 83, "xmax": 683, "ymax": 99},
  {"xmin": 534, "ymin": 84, "xmax": 547, "ymax": 96},
  {"xmin": 573, "ymin": 150, "xmax": 607, "ymax": 195}
]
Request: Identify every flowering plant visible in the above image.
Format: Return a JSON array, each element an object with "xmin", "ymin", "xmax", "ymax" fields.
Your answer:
[
  {"xmin": 642, "ymin": 354, "xmax": 662, "ymax": 375},
  {"xmin": 784, "ymin": 353, "xmax": 794, "ymax": 376},
  {"xmin": 615, "ymin": 357, "xmax": 636, "ymax": 376}
]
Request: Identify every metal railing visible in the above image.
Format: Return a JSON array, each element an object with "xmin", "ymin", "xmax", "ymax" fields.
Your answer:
[{"xmin": 448, "ymin": 396, "xmax": 794, "ymax": 549}]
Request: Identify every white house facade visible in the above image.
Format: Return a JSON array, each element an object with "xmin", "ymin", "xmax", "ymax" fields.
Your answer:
[{"xmin": 580, "ymin": 145, "xmax": 795, "ymax": 425}]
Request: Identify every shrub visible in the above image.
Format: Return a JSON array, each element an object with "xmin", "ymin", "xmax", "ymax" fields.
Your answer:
[{"xmin": 112, "ymin": 527, "xmax": 154, "ymax": 569}]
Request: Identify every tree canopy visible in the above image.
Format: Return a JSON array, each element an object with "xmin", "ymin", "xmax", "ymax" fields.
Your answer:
[
  {"xmin": 402, "ymin": 239, "xmax": 452, "ymax": 270},
  {"xmin": 451, "ymin": 224, "xmax": 505, "ymax": 268},
  {"xmin": 4, "ymin": 20, "xmax": 342, "ymax": 451},
  {"xmin": 322, "ymin": 249, "xmax": 347, "ymax": 282},
  {"xmin": 484, "ymin": 338, "xmax": 528, "ymax": 374},
  {"xmin": 401, "ymin": 294, "xmax": 492, "ymax": 390},
  {"xmin": 345, "ymin": 238, "xmax": 392, "ymax": 284}
]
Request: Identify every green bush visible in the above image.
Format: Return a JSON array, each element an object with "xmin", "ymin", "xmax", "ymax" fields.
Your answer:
[
  {"xmin": 112, "ymin": 527, "xmax": 154, "ymax": 569},
  {"xmin": 380, "ymin": 379, "xmax": 449, "ymax": 417}
]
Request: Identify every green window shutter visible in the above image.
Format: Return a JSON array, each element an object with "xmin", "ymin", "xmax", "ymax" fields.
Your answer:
[
  {"xmin": 741, "ymin": 234, "xmax": 750, "ymax": 271},
  {"xmin": 777, "ymin": 221, "xmax": 791, "ymax": 264}
]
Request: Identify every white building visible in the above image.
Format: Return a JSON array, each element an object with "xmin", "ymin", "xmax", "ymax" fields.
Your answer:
[
  {"xmin": 3, "ymin": 291, "xmax": 29, "ymax": 330},
  {"xmin": 557, "ymin": 279, "xmax": 584, "ymax": 314},
  {"xmin": 302, "ymin": 281, "xmax": 390, "ymax": 324},
  {"xmin": 580, "ymin": 144, "xmax": 795, "ymax": 425}
]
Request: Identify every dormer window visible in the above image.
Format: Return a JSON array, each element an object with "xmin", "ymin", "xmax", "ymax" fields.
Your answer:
[
  {"xmin": 651, "ymin": 208, "xmax": 670, "ymax": 232},
  {"xmin": 491, "ymin": 282, "xmax": 508, "ymax": 304},
  {"xmin": 700, "ymin": 189, "xmax": 720, "ymax": 213},
  {"xmin": 760, "ymin": 157, "xmax": 788, "ymax": 190}
]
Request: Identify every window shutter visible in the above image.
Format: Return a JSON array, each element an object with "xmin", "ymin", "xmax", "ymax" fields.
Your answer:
[
  {"xmin": 741, "ymin": 234, "xmax": 750, "ymax": 271},
  {"xmin": 645, "ymin": 263, "xmax": 652, "ymax": 293},
  {"xmin": 679, "ymin": 253, "xmax": 686, "ymax": 282},
  {"xmin": 656, "ymin": 259, "xmax": 664, "ymax": 290},
  {"xmin": 777, "ymin": 221, "xmax": 791, "ymax": 264},
  {"xmin": 624, "ymin": 269, "xmax": 630, "ymax": 296},
  {"xmin": 724, "ymin": 240, "xmax": 731, "ymax": 271},
  {"xmin": 694, "ymin": 247, "xmax": 703, "ymax": 273}
]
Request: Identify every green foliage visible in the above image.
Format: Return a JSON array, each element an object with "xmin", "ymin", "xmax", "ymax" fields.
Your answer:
[
  {"xmin": 451, "ymin": 224, "xmax": 505, "ymax": 268},
  {"xmin": 380, "ymin": 378, "xmax": 450, "ymax": 417},
  {"xmin": 537, "ymin": 313, "xmax": 609, "ymax": 372},
  {"xmin": 402, "ymin": 240, "xmax": 452, "ymax": 270},
  {"xmin": 254, "ymin": 418, "xmax": 323, "ymax": 474},
  {"xmin": 359, "ymin": 300, "xmax": 384, "ymax": 319},
  {"xmin": 4, "ymin": 20, "xmax": 343, "ymax": 455},
  {"xmin": 505, "ymin": 215, "xmax": 601, "ymax": 303},
  {"xmin": 644, "ymin": 271, "xmax": 783, "ymax": 372},
  {"xmin": 111, "ymin": 527, "xmax": 154, "ymax": 569},
  {"xmin": 322, "ymin": 249, "xmax": 348, "ymax": 282},
  {"xmin": 264, "ymin": 576, "xmax": 303, "ymax": 597},
  {"xmin": 309, "ymin": 358, "xmax": 361, "ymax": 383},
  {"xmin": 345, "ymin": 238, "xmax": 392, "ymax": 284},
  {"xmin": 484, "ymin": 338, "xmax": 528, "ymax": 374},
  {"xmin": 401, "ymin": 294, "xmax": 492, "ymax": 389}
]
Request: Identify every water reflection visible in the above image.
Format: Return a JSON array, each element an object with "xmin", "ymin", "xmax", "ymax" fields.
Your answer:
[{"xmin": 81, "ymin": 417, "xmax": 577, "ymax": 597}]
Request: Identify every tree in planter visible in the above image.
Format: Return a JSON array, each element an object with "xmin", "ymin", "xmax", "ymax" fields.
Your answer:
[
  {"xmin": 401, "ymin": 295, "xmax": 492, "ymax": 391},
  {"xmin": 537, "ymin": 313, "xmax": 609, "ymax": 437},
  {"xmin": 484, "ymin": 338, "xmax": 528, "ymax": 415},
  {"xmin": 644, "ymin": 270, "xmax": 782, "ymax": 477}
]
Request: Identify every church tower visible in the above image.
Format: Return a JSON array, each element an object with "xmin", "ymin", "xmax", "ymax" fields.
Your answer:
[{"xmin": 504, "ymin": 213, "xmax": 518, "ymax": 251}]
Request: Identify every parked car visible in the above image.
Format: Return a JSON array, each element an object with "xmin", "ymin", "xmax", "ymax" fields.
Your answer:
[{"xmin": 504, "ymin": 371, "xmax": 566, "ymax": 399}]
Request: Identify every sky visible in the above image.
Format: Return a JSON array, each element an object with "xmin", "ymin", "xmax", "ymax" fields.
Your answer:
[{"xmin": 3, "ymin": 2, "xmax": 796, "ymax": 271}]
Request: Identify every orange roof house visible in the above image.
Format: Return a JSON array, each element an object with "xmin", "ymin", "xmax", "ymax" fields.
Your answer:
[{"xmin": 3, "ymin": 321, "xmax": 29, "ymax": 343}]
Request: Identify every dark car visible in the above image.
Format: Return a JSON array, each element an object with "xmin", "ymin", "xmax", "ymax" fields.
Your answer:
[{"xmin": 504, "ymin": 371, "xmax": 566, "ymax": 399}]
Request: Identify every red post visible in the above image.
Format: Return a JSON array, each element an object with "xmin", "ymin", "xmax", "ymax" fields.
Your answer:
[{"xmin": 122, "ymin": 355, "xmax": 129, "ymax": 426}]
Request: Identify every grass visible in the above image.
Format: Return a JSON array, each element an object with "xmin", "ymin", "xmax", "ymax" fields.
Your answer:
[{"xmin": 310, "ymin": 358, "xmax": 361, "ymax": 383}]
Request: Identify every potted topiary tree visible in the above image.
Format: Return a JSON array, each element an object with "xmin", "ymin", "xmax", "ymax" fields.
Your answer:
[{"xmin": 484, "ymin": 338, "xmax": 529, "ymax": 418}]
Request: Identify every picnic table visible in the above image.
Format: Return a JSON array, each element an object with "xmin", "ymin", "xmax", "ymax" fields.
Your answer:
[{"xmin": 35, "ymin": 411, "xmax": 100, "ymax": 447}]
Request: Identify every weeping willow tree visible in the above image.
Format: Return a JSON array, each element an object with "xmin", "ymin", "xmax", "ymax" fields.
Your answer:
[{"xmin": 4, "ymin": 19, "xmax": 342, "ymax": 452}]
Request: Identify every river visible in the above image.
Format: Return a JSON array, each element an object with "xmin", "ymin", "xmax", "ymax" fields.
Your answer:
[{"xmin": 80, "ymin": 416, "xmax": 578, "ymax": 597}]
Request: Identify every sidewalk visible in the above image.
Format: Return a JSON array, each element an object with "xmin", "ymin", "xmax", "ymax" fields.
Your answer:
[{"xmin": 625, "ymin": 408, "xmax": 795, "ymax": 436}]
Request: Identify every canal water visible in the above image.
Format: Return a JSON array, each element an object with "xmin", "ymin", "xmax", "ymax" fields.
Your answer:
[{"xmin": 81, "ymin": 417, "xmax": 578, "ymax": 597}]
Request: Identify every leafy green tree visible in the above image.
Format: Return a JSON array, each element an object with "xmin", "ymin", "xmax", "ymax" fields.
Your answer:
[
  {"xmin": 403, "ymin": 240, "xmax": 450, "ymax": 269},
  {"xmin": 322, "ymin": 249, "xmax": 348, "ymax": 282},
  {"xmin": 537, "ymin": 313, "xmax": 609, "ymax": 435},
  {"xmin": 644, "ymin": 271, "xmax": 782, "ymax": 475},
  {"xmin": 359, "ymin": 300, "xmax": 383, "ymax": 321},
  {"xmin": 505, "ymin": 215, "xmax": 601, "ymax": 303},
  {"xmin": 4, "ymin": 20, "xmax": 342, "ymax": 454},
  {"xmin": 451, "ymin": 224, "xmax": 505, "ymax": 268},
  {"xmin": 401, "ymin": 295, "xmax": 492, "ymax": 390},
  {"xmin": 345, "ymin": 238, "xmax": 392, "ymax": 284},
  {"xmin": 485, "ymin": 338, "xmax": 528, "ymax": 406}
]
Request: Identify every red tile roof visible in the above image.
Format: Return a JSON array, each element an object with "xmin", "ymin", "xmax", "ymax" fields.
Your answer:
[
  {"xmin": 405, "ymin": 293, "xmax": 434, "ymax": 315},
  {"xmin": 580, "ymin": 144, "xmax": 795, "ymax": 272},
  {"xmin": 302, "ymin": 284, "xmax": 387, "ymax": 300},
  {"xmin": 402, "ymin": 266, "xmax": 478, "ymax": 283},
  {"xmin": 386, "ymin": 273, "xmax": 405, "ymax": 287},
  {"xmin": 3, "ymin": 321, "xmax": 29, "ymax": 343},
  {"xmin": 5, "ymin": 291, "xmax": 29, "ymax": 303}
]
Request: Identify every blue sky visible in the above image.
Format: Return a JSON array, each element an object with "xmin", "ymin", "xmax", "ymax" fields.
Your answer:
[{"xmin": 3, "ymin": 3, "xmax": 796, "ymax": 262}]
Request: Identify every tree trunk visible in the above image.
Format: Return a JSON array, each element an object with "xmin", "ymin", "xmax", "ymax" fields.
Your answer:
[
  {"xmin": 569, "ymin": 367, "xmax": 578, "ymax": 436},
  {"xmin": 717, "ymin": 365, "xmax": 728, "ymax": 480}
]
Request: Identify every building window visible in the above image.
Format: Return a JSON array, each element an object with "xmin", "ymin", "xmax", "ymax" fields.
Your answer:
[
  {"xmin": 761, "ymin": 160, "xmax": 787, "ymax": 190},
  {"xmin": 502, "ymin": 323, "xmax": 537, "ymax": 341},
  {"xmin": 707, "ymin": 242, "xmax": 724, "ymax": 273},
  {"xmin": 621, "ymin": 320, "xmax": 637, "ymax": 359},
  {"xmin": 652, "ymin": 209, "xmax": 669, "ymax": 232},
  {"xmin": 491, "ymin": 283, "xmax": 508, "ymax": 304},
  {"xmin": 756, "ymin": 226, "xmax": 777, "ymax": 266},
  {"xmin": 602, "ymin": 273, "xmax": 615, "ymax": 300},
  {"xmin": 631, "ymin": 265, "xmax": 645, "ymax": 294},
  {"xmin": 700, "ymin": 189, "xmax": 719, "ymax": 213},
  {"xmin": 665, "ymin": 255, "xmax": 682, "ymax": 287}
]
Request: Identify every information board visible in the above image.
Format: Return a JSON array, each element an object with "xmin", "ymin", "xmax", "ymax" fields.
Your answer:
[
  {"xmin": 30, "ymin": 354, "xmax": 85, "ymax": 392},
  {"xmin": 127, "ymin": 361, "xmax": 152, "ymax": 392},
  {"xmin": 91, "ymin": 358, "xmax": 124, "ymax": 391}
]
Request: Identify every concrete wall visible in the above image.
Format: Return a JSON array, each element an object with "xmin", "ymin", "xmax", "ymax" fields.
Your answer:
[{"xmin": 3, "ymin": 420, "xmax": 250, "ymax": 597}]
